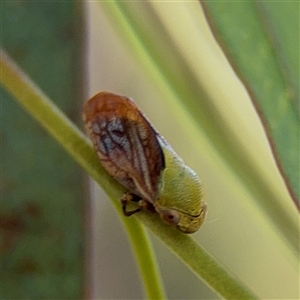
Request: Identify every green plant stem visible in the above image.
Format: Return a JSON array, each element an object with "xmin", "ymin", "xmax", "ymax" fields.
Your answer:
[
  {"xmin": 122, "ymin": 216, "xmax": 165, "ymax": 300},
  {"xmin": 0, "ymin": 49, "xmax": 166, "ymax": 300},
  {"xmin": 1, "ymin": 49, "xmax": 258, "ymax": 299}
]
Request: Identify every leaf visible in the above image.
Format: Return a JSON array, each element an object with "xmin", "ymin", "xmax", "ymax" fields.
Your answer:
[
  {"xmin": 201, "ymin": 1, "xmax": 300, "ymax": 207},
  {"xmin": 1, "ymin": 2, "xmax": 86, "ymax": 298}
]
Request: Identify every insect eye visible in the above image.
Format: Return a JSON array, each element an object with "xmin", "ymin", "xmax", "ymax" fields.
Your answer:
[{"xmin": 160, "ymin": 209, "xmax": 180, "ymax": 225}]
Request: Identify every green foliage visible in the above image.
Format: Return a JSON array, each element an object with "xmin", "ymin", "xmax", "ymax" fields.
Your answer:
[
  {"xmin": 1, "ymin": 2, "xmax": 85, "ymax": 298},
  {"xmin": 1, "ymin": 1, "xmax": 299, "ymax": 299},
  {"xmin": 202, "ymin": 1, "xmax": 300, "ymax": 206}
]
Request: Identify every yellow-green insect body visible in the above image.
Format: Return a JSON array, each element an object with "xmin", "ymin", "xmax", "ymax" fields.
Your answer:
[{"xmin": 154, "ymin": 137, "xmax": 206, "ymax": 233}]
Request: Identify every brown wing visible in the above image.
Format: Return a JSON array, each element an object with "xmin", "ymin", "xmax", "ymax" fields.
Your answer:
[{"xmin": 83, "ymin": 92, "xmax": 165, "ymax": 202}]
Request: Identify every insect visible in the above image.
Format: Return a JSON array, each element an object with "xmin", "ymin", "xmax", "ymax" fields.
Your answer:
[{"xmin": 83, "ymin": 92, "xmax": 207, "ymax": 233}]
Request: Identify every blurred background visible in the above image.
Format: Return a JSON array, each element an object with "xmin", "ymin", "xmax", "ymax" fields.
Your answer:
[{"xmin": 2, "ymin": 1, "xmax": 299, "ymax": 299}]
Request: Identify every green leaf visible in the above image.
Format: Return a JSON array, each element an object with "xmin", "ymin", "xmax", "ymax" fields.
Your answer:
[
  {"xmin": 201, "ymin": 1, "xmax": 300, "ymax": 207},
  {"xmin": 1, "ymin": 2, "xmax": 86, "ymax": 299}
]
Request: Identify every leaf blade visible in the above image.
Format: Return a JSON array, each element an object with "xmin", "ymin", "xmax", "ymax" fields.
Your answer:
[{"xmin": 201, "ymin": 1, "xmax": 300, "ymax": 207}]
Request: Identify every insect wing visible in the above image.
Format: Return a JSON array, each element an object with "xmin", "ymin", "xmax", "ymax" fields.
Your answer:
[{"xmin": 83, "ymin": 92, "xmax": 165, "ymax": 202}]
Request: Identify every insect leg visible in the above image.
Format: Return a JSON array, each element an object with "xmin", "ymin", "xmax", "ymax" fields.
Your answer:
[
  {"xmin": 121, "ymin": 192, "xmax": 141, "ymax": 216},
  {"xmin": 121, "ymin": 192, "xmax": 156, "ymax": 216}
]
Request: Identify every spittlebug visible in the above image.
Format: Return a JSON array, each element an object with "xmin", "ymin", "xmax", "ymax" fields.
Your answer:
[{"xmin": 83, "ymin": 92, "xmax": 207, "ymax": 233}]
